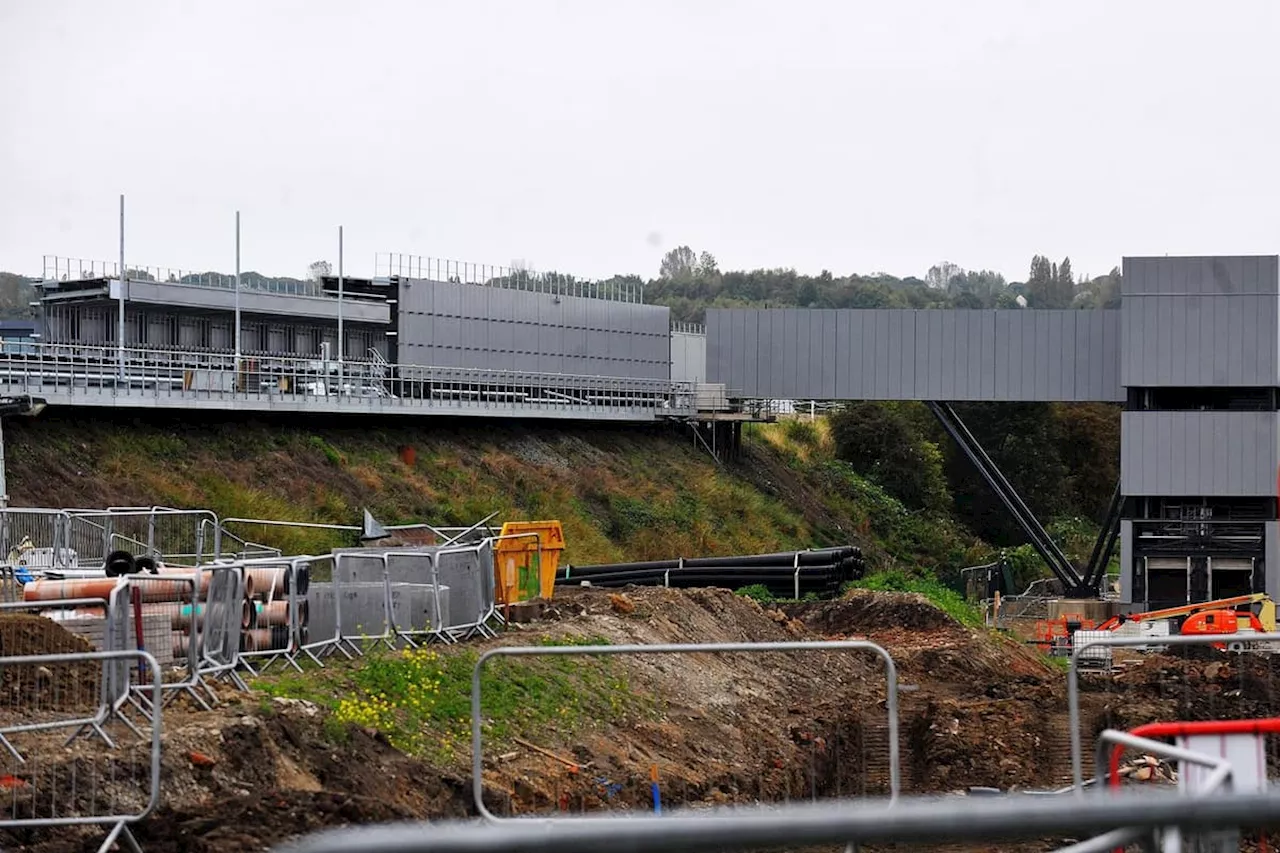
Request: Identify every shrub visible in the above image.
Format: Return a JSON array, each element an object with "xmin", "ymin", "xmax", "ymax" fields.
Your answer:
[{"xmin": 828, "ymin": 403, "xmax": 950, "ymax": 512}]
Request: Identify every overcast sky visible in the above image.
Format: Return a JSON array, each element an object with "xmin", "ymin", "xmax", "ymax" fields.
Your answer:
[{"xmin": 2, "ymin": 1, "xmax": 1278, "ymax": 284}]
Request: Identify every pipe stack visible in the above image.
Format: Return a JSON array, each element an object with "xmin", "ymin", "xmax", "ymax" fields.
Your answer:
[
  {"xmin": 151, "ymin": 569, "xmax": 255, "ymax": 661},
  {"xmin": 240, "ymin": 565, "xmax": 310, "ymax": 653},
  {"xmin": 556, "ymin": 546, "xmax": 865, "ymax": 600}
]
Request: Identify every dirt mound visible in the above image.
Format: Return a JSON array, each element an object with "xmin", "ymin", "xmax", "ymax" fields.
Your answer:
[
  {"xmin": 785, "ymin": 588, "xmax": 957, "ymax": 634},
  {"xmin": 130, "ymin": 791, "xmax": 419, "ymax": 853},
  {"xmin": 0, "ymin": 614, "xmax": 99, "ymax": 711},
  {"xmin": 0, "ymin": 613, "xmax": 95, "ymax": 657}
]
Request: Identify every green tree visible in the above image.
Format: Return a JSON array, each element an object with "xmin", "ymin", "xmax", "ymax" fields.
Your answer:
[
  {"xmin": 659, "ymin": 246, "xmax": 697, "ymax": 282},
  {"xmin": 1026, "ymin": 255, "xmax": 1056, "ymax": 308},
  {"xmin": 829, "ymin": 402, "xmax": 951, "ymax": 512}
]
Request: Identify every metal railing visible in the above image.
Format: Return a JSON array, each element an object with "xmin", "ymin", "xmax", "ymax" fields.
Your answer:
[
  {"xmin": 0, "ymin": 597, "xmax": 119, "ymax": 755},
  {"xmin": 237, "ymin": 557, "xmax": 313, "ymax": 675},
  {"xmin": 1067, "ymin": 630, "xmax": 1280, "ymax": 790},
  {"xmin": 0, "ymin": 648, "xmax": 162, "ymax": 853},
  {"xmin": 277, "ymin": 789, "xmax": 1280, "ymax": 853},
  {"xmin": 41, "ymin": 254, "xmax": 322, "ymax": 295},
  {"xmin": 375, "ymin": 254, "xmax": 644, "ymax": 303},
  {"xmin": 0, "ymin": 342, "xmax": 696, "ymax": 418}
]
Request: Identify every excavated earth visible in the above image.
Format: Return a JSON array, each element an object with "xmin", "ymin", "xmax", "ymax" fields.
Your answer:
[{"xmin": 0, "ymin": 588, "xmax": 1278, "ymax": 853}]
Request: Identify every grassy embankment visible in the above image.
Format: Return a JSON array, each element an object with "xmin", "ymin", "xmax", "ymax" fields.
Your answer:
[{"xmin": 9, "ymin": 410, "xmax": 989, "ymax": 572}]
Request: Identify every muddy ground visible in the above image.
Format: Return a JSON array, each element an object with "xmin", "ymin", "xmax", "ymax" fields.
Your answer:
[{"xmin": 1, "ymin": 587, "xmax": 1278, "ymax": 853}]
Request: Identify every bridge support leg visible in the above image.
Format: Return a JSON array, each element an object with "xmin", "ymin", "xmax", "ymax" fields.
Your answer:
[{"xmin": 926, "ymin": 402, "xmax": 1090, "ymax": 597}]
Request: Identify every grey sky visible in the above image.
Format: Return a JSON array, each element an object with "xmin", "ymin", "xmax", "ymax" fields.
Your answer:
[{"xmin": 2, "ymin": 1, "xmax": 1278, "ymax": 284}]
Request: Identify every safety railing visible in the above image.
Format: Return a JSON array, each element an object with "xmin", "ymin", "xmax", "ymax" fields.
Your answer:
[
  {"xmin": 0, "ymin": 648, "xmax": 162, "ymax": 853},
  {"xmin": 41, "ymin": 255, "xmax": 121, "ymax": 282},
  {"xmin": 277, "ymin": 788, "xmax": 1280, "ymax": 853},
  {"xmin": 374, "ymin": 253, "xmax": 644, "ymax": 303},
  {"xmin": 65, "ymin": 507, "xmax": 219, "ymax": 568},
  {"xmin": 1067, "ymin": 630, "xmax": 1280, "ymax": 791},
  {"xmin": 237, "ymin": 557, "xmax": 313, "ymax": 675},
  {"xmin": 0, "ymin": 597, "xmax": 120, "ymax": 755},
  {"xmin": 0, "ymin": 342, "xmax": 696, "ymax": 418},
  {"xmin": 40, "ymin": 254, "xmax": 322, "ymax": 295},
  {"xmin": 306, "ymin": 542, "xmax": 500, "ymax": 659},
  {"xmin": 470, "ymin": 639, "xmax": 900, "ymax": 821}
]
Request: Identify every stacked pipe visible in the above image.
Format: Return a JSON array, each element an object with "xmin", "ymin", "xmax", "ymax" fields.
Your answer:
[
  {"xmin": 241, "ymin": 565, "xmax": 310, "ymax": 653},
  {"xmin": 153, "ymin": 567, "xmax": 256, "ymax": 661},
  {"xmin": 21, "ymin": 560, "xmax": 256, "ymax": 662},
  {"xmin": 556, "ymin": 546, "xmax": 865, "ymax": 600}
]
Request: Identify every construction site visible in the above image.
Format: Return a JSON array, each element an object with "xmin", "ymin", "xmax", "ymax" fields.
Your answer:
[
  {"xmin": 0, "ymin": 240, "xmax": 1276, "ymax": 851},
  {"xmin": 0, "ymin": 502, "xmax": 1272, "ymax": 852}
]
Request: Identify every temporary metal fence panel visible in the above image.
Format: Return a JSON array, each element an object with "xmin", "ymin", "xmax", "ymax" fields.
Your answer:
[
  {"xmin": 436, "ymin": 542, "xmax": 495, "ymax": 640},
  {"xmin": 238, "ymin": 557, "xmax": 311, "ymax": 674},
  {"xmin": 0, "ymin": 509, "xmax": 76, "ymax": 575},
  {"xmin": 123, "ymin": 572, "xmax": 205, "ymax": 709},
  {"xmin": 0, "ymin": 597, "xmax": 121, "ymax": 754},
  {"xmin": 64, "ymin": 508, "xmax": 217, "ymax": 567},
  {"xmin": 385, "ymin": 550, "xmax": 450, "ymax": 644},
  {"xmin": 0, "ymin": 648, "xmax": 162, "ymax": 853},
  {"xmin": 470, "ymin": 640, "xmax": 900, "ymax": 821},
  {"xmin": 276, "ymin": 790, "xmax": 1280, "ymax": 853},
  {"xmin": 210, "ymin": 520, "xmax": 280, "ymax": 561},
  {"xmin": 331, "ymin": 550, "xmax": 394, "ymax": 654},
  {"xmin": 1095, "ymin": 722, "xmax": 1277, "ymax": 853},
  {"xmin": 223, "ymin": 518, "xmax": 362, "ymax": 561},
  {"xmin": 298, "ymin": 555, "xmax": 342, "ymax": 664},
  {"xmin": 1067, "ymin": 631, "xmax": 1280, "ymax": 791},
  {"xmin": 194, "ymin": 564, "xmax": 249, "ymax": 694}
]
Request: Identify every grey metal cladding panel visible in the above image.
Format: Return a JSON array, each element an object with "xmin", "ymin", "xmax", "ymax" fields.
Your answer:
[
  {"xmin": 818, "ymin": 310, "xmax": 835, "ymax": 397},
  {"xmin": 1122, "ymin": 255, "xmax": 1280, "ymax": 296},
  {"xmin": 711, "ymin": 310, "xmax": 733, "ymax": 389},
  {"xmin": 708, "ymin": 308, "xmax": 1122, "ymax": 401},
  {"xmin": 914, "ymin": 311, "xmax": 938, "ymax": 399},
  {"xmin": 737, "ymin": 311, "xmax": 756, "ymax": 395},
  {"xmin": 778, "ymin": 308, "xmax": 798, "ymax": 394},
  {"xmin": 705, "ymin": 312, "xmax": 725, "ymax": 383},
  {"xmin": 849, "ymin": 310, "xmax": 867, "ymax": 398},
  {"xmin": 1104, "ymin": 310, "xmax": 1122, "ymax": 399},
  {"xmin": 979, "ymin": 312, "xmax": 997, "ymax": 400},
  {"xmin": 1121, "ymin": 412, "xmax": 1278, "ymax": 496},
  {"xmin": 775, "ymin": 310, "xmax": 793, "ymax": 398},
  {"xmin": 779, "ymin": 310, "xmax": 796, "ymax": 397},
  {"xmin": 1122, "ymin": 292, "xmax": 1277, "ymax": 386},
  {"xmin": 126, "ymin": 281, "xmax": 390, "ymax": 324},
  {"xmin": 896, "ymin": 311, "xmax": 917, "ymax": 399},
  {"xmin": 721, "ymin": 309, "xmax": 748, "ymax": 392},
  {"xmin": 754, "ymin": 311, "xmax": 771, "ymax": 397},
  {"xmin": 938, "ymin": 311, "xmax": 957, "ymax": 399}
]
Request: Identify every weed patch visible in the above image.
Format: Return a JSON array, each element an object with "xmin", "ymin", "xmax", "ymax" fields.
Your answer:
[
  {"xmin": 262, "ymin": 636, "xmax": 649, "ymax": 763},
  {"xmin": 847, "ymin": 569, "xmax": 983, "ymax": 629}
]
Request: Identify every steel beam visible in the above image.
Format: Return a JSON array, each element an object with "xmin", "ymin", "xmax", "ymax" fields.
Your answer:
[{"xmin": 927, "ymin": 402, "xmax": 1085, "ymax": 594}]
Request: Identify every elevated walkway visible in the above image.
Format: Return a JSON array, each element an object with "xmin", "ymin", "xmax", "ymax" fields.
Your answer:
[{"xmin": 0, "ymin": 345, "xmax": 695, "ymax": 422}]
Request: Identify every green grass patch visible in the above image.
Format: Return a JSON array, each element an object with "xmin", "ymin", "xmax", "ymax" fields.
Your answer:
[
  {"xmin": 256, "ymin": 634, "xmax": 650, "ymax": 762},
  {"xmin": 734, "ymin": 584, "xmax": 775, "ymax": 603},
  {"xmin": 847, "ymin": 569, "xmax": 984, "ymax": 629}
]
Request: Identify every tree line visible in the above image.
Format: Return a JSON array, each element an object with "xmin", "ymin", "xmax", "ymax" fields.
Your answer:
[{"xmin": 640, "ymin": 246, "xmax": 1123, "ymax": 322}]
